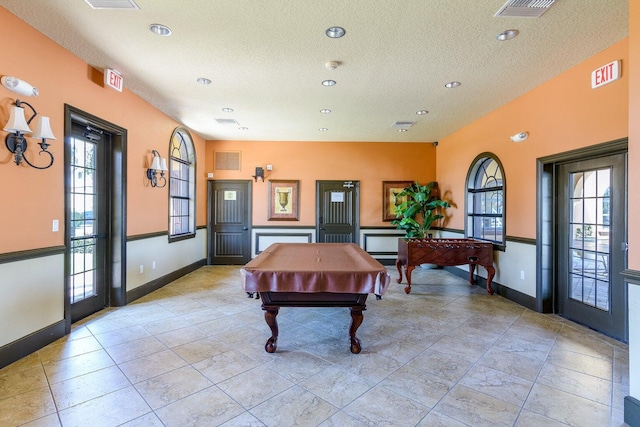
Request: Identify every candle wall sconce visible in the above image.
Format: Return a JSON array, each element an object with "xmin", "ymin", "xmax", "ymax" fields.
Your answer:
[
  {"xmin": 147, "ymin": 150, "xmax": 168, "ymax": 188},
  {"xmin": 3, "ymin": 99, "xmax": 56, "ymax": 169}
]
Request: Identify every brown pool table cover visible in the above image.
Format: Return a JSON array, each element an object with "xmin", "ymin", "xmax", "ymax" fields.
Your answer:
[{"xmin": 241, "ymin": 243, "xmax": 391, "ymax": 295}]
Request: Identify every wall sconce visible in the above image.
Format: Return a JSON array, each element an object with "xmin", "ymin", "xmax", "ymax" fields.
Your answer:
[
  {"xmin": 252, "ymin": 166, "xmax": 266, "ymax": 182},
  {"xmin": 510, "ymin": 132, "xmax": 529, "ymax": 143},
  {"xmin": 147, "ymin": 150, "xmax": 168, "ymax": 188},
  {"xmin": 3, "ymin": 99, "xmax": 56, "ymax": 169}
]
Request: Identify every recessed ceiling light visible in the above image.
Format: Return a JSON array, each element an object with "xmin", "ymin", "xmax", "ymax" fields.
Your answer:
[
  {"xmin": 416, "ymin": 110, "xmax": 429, "ymax": 115},
  {"xmin": 497, "ymin": 29, "xmax": 519, "ymax": 41},
  {"xmin": 445, "ymin": 81, "xmax": 461, "ymax": 88},
  {"xmin": 196, "ymin": 77, "xmax": 211, "ymax": 85},
  {"xmin": 149, "ymin": 24, "xmax": 171, "ymax": 36},
  {"xmin": 222, "ymin": 108, "xmax": 234, "ymax": 112},
  {"xmin": 325, "ymin": 26, "xmax": 345, "ymax": 38},
  {"xmin": 320, "ymin": 109, "xmax": 331, "ymax": 114},
  {"xmin": 322, "ymin": 80, "xmax": 336, "ymax": 87},
  {"xmin": 238, "ymin": 127, "xmax": 248, "ymax": 131},
  {"xmin": 319, "ymin": 128, "xmax": 328, "ymax": 131},
  {"xmin": 397, "ymin": 129, "xmax": 408, "ymax": 132}
]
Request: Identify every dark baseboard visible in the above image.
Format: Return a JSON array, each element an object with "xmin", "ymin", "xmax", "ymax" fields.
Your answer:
[
  {"xmin": 377, "ymin": 258, "xmax": 397, "ymax": 266},
  {"xmin": 626, "ymin": 396, "xmax": 640, "ymax": 427},
  {"xmin": 443, "ymin": 266, "xmax": 537, "ymax": 311},
  {"xmin": 0, "ymin": 320, "xmax": 66, "ymax": 369},
  {"xmin": 126, "ymin": 259, "xmax": 206, "ymax": 304}
]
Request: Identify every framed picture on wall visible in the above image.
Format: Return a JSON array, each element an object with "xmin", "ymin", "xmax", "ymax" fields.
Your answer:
[
  {"xmin": 268, "ymin": 180, "xmax": 300, "ymax": 221},
  {"xmin": 382, "ymin": 181, "xmax": 412, "ymax": 221}
]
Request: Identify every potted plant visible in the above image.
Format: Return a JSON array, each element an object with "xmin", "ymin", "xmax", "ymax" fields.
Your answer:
[{"xmin": 391, "ymin": 181, "xmax": 450, "ymax": 239}]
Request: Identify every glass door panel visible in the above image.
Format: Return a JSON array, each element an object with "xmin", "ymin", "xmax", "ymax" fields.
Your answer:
[{"xmin": 568, "ymin": 168, "xmax": 610, "ymax": 310}]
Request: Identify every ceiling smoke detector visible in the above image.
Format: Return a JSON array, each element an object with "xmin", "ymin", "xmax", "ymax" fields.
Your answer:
[{"xmin": 325, "ymin": 61, "xmax": 339, "ymax": 70}]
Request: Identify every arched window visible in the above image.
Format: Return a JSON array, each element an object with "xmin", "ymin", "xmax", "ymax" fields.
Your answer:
[
  {"xmin": 466, "ymin": 153, "xmax": 505, "ymax": 248},
  {"xmin": 168, "ymin": 127, "xmax": 196, "ymax": 241}
]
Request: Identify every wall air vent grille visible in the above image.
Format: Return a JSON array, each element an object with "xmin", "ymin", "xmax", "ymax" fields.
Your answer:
[
  {"xmin": 494, "ymin": 0, "xmax": 557, "ymax": 18},
  {"xmin": 84, "ymin": 0, "xmax": 140, "ymax": 9},
  {"xmin": 215, "ymin": 151, "xmax": 241, "ymax": 171}
]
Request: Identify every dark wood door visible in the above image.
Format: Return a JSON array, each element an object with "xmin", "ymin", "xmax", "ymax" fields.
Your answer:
[
  {"xmin": 208, "ymin": 180, "xmax": 252, "ymax": 264},
  {"xmin": 557, "ymin": 153, "xmax": 627, "ymax": 341},
  {"xmin": 316, "ymin": 180, "xmax": 359, "ymax": 243}
]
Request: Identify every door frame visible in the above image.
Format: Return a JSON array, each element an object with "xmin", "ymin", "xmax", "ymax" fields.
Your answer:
[
  {"xmin": 63, "ymin": 105, "xmax": 127, "ymax": 333},
  {"xmin": 536, "ymin": 138, "xmax": 627, "ymax": 317}
]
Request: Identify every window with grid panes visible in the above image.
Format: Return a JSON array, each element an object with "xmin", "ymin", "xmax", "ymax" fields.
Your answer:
[
  {"xmin": 466, "ymin": 153, "xmax": 505, "ymax": 248},
  {"xmin": 169, "ymin": 127, "xmax": 196, "ymax": 241}
]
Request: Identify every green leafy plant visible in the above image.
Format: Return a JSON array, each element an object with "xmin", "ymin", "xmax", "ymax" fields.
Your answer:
[{"xmin": 391, "ymin": 181, "xmax": 450, "ymax": 238}]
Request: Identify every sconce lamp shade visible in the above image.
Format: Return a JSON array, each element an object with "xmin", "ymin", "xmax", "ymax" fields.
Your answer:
[
  {"xmin": 150, "ymin": 155, "xmax": 168, "ymax": 171},
  {"xmin": 32, "ymin": 116, "xmax": 56, "ymax": 140},
  {"xmin": 150, "ymin": 155, "xmax": 163, "ymax": 171},
  {"xmin": 3, "ymin": 106, "xmax": 32, "ymax": 133}
]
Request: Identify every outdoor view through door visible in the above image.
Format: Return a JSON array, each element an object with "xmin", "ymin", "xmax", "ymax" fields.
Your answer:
[
  {"xmin": 67, "ymin": 123, "xmax": 107, "ymax": 322},
  {"xmin": 569, "ymin": 169, "xmax": 611, "ymax": 310}
]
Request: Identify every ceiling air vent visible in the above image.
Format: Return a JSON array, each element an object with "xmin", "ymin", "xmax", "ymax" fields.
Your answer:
[
  {"xmin": 392, "ymin": 121, "xmax": 415, "ymax": 130},
  {"xmin": 494, "ymin": 0, "xmax": 557, "ymax": 18},
  {"xmin": 84, "ymin": 0, "xmax": 140, "ymax": 9},
  {"xmin": 215, "ymin": 118, "xmax": 240, "ymax": 126}
]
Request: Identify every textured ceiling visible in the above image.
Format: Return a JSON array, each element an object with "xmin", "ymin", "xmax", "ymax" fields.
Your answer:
[{"xmin": 0, "ymin": 0, "xmax": 629, "ymax": 142}]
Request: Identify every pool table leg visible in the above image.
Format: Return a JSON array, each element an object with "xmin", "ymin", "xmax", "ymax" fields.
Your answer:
[
  {"xmin": 264, "ymin": 307, "xmax": 279, "ymax": 353},
  {"xmin": 349, "ymin": 308, "xmax": 364, "ymax": 354}
]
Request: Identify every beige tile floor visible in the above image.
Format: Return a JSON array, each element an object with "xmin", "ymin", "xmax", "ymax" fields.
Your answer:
[{"xmin": 0, "ymin": 265, "xmax": 630, "ymax": 427}]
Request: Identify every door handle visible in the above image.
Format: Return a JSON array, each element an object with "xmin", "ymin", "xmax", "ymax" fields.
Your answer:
[{"xmin": 242, "ymin": 227, "xmax": 248, "ymax": 230}]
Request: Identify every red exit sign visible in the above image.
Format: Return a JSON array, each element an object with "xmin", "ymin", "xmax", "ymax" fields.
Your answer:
[
  {"xmin": 104, "ymin": 69, "xmax": 123, "ymax": 92},
  {"xmin": 591, "ymin": 60, "xmax": 620, "ymax": 89}
]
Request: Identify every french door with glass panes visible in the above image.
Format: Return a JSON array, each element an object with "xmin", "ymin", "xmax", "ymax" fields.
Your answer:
[
  {"xmin": 557, "ymin": 153, "xmax": 627, "ymax": 341},
  {"xmin": 67, "ymin": 122, "xmax": 108, "ymax": 322}
]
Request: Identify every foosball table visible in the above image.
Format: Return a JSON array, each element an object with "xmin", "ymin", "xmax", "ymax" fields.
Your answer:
[{"xmin": 396, "ymin": 238, "xmax": 496, "ymax": 294}]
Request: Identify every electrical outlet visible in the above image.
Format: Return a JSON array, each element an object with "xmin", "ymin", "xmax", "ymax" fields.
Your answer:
[
  {"xmin": 139, "ymin": 264, "xmax": 144, "ymax": 274},
  {"xmin": 520, "ymin": 270, "xmax": 525, "ymax": 280},
  {"xmin": 266, "ymin": 164, "xmax": 273, "ymax": 171},
  {"xmin": 52, "ymin": 219, "xmax": 59, "ymax": 232},
  {"xmin": 152, "ymin": 261, "xmax": 156, "ymax": 269}
]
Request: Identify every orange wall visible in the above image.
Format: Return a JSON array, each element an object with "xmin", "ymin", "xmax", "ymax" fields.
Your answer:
[
  {"xmin": 205, "ymin": 140, "xmax": 437, "ymax": 226},
  {"xmin": 629, "ymin": 1, "xmax": 640, "ymax": 271},
  {"xmin": 436, "ymin": 38, "xmax": 629, "ymax": 239},
  {"xmin": 0, "ymin": 8, "xmax": 206, "ymax": 254},
  {"xmin": 1, "ymin": 5, "xmax": 632, "ymax": 252}
]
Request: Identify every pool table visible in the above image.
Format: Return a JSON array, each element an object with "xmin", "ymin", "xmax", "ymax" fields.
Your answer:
[{"xmin": 240, "ymin": 243, "xmax": 391, "ymax": 354}]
